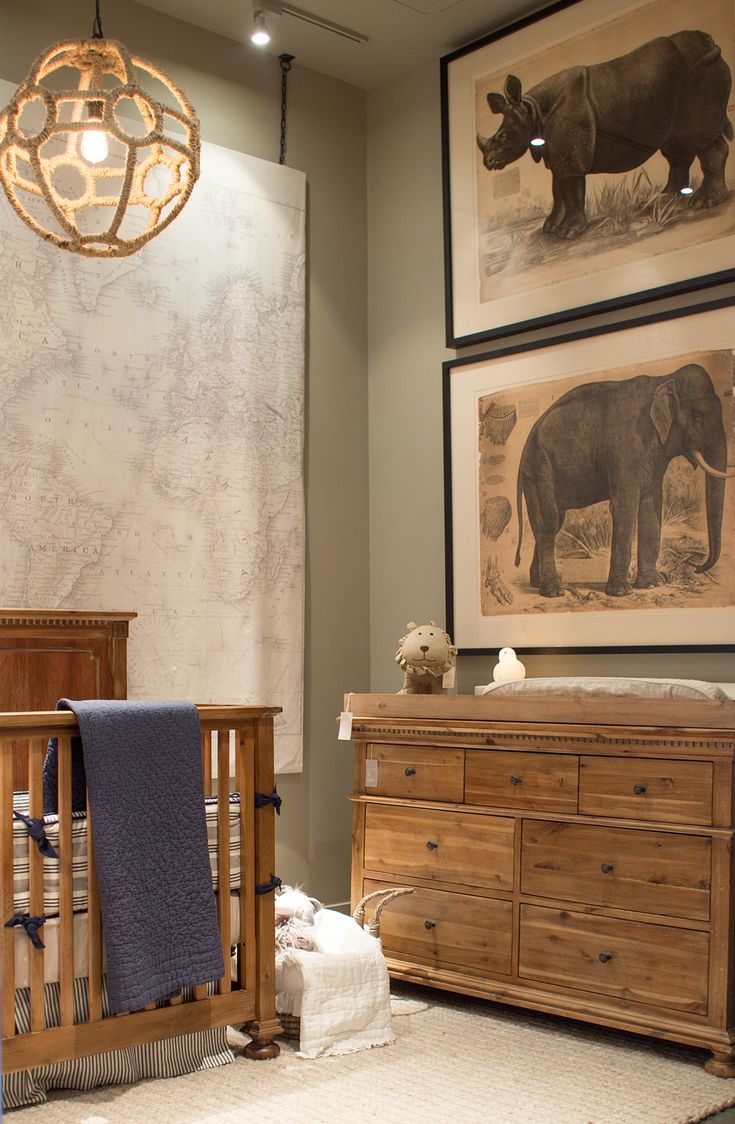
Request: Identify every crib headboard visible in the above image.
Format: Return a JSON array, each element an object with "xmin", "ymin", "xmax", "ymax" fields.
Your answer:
[{"xmin": 0, "ymin": 609, "xmax": 136, "ymax": 790}]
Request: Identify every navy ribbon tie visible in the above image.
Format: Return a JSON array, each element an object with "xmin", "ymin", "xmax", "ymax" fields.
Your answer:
[
  {"xmin": 4, "ymin": 914, "xmax": 46, "ymax": 949},
  {"xmin": 255, "ymin": 787, "xmax": 282, "ymax": 815},
  {"xmin": 13, "ymin": 811, "xmax": 58, "ymax": 859},
  {"xmin": 256, "ymin": 875, "xmax": 282, "ymax": 896}
]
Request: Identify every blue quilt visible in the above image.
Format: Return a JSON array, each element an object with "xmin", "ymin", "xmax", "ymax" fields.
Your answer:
[{"xmin": 56, "ymin": 699, "xmax": 225, "ymax": 1013}]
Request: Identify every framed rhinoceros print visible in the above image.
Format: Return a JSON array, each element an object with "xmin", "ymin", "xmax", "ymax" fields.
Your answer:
[
  {"xmin": 441, "ymin": 0, "xmax": 735, "ymax": 347},
  {"xmin": 443, "ymin": 298, "xmax": 735, "ymax": 653}
]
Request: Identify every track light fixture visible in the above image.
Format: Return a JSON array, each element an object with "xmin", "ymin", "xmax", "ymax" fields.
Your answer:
[
  {"xmin": 257, "ymin": 1, "xmax": 368, "ymax": 46},
  {"xmin": 251, "ymin": 9, "xmax": 271, "ymax": 46}
]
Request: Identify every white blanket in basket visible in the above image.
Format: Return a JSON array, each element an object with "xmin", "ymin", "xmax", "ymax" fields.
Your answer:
[{"xmin": 275, "ymin": 908, "xmax": 394, "ymax": 1058}]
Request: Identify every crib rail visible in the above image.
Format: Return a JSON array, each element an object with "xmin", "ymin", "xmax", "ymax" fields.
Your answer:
[{"xmin": 0, "ymin": 704, "xmax": 282, "ymax": 1074}]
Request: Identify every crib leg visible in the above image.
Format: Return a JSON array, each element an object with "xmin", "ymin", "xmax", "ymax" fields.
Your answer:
[{"xmin": 241, "ymin": 1018, "xmax": 282, "ymax": 1059}]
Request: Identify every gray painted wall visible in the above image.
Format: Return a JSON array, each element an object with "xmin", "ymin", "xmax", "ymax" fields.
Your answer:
[
  {"xmin": 2, "ymin": 6, "xmax": 734, "ymax": 909},
  {"xmin": 366, "ymin": 62, "xmax": 735, "ymax": 694},
  {"xmin": 0, "ymin": 0, "xmax": 369, "ymax": 906}
]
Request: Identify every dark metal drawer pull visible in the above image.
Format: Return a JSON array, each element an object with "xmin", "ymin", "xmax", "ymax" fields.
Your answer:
[
  {"xmin": 598, "ymin": 951, "xmax": 613, "ymax": 963},
  {"xmin": 426, "ymin": 840, "xmax": 438, "ymax": 851},
  {"xmin": 404, "ymin": 767, "xmax": 416, "ymax": 777},
  {"xmin": 600, "ymin": 862, "xmax": 614, "ymax": 874},
  {"xmin": 510, "ymin": 775, "xmax": 523, "ymax": 785},
  {"xmin": 424, "ymin": 920, "xmax": 436, "ymax": 930},
  {"xmin": 633, "ymin": 784, "xmax": 647, "ymax": 795}
]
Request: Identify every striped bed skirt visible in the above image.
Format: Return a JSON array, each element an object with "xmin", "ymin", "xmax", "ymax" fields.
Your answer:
[{"xmin": 3, "ymin": 979, "xmax": 234, "ymax": 1110}]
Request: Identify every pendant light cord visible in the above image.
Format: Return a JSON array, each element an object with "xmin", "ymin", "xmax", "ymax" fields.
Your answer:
[
  {"xmin": 92, "ymin": 0, "xmax": 104, "ymax": 39},
  {"xmin": 278, "ymin": 54, "xmax": 294, "ymax": 166}
]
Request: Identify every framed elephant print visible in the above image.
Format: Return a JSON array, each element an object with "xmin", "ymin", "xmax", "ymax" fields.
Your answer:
[
  {"xmin": 443, "ymin": 299, "xmax": 735, "ymax": 653},
  {"xmin": 441, "ymin": 0, "xmax": 735, "ymax": 346}
]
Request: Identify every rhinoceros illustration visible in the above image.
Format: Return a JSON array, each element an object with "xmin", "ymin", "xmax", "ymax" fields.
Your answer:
[{"xmin": 476, "ymin": 30, "xmax": 732, "ymax": 239}]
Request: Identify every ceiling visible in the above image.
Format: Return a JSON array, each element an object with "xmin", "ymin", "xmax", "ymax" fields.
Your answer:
[{"xmin": 136, "ymin": 0, "xmax": 540, "ymax": 89}]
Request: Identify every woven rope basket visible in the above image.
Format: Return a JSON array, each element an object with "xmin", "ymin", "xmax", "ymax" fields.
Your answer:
[{"xmin": 277, "ymin": 886, "xmax": 414, "ymax": 1041}]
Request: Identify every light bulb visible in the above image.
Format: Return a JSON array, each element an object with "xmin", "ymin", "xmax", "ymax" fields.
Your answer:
[
  {"xmin": 529, "ymin": 136, "xmax": 545, "ymax": 147},
  {"xmin": 81, "ymin": 99, "xmax": 108, "ymax": 164},
  {"xmin": 251, "ymin": 10, "xmax": 270, "ymax": 45},
  {"xmin": 680, "ymin": 185, "xmax": 694, "ymax": 195},
  {"xmin": 81, "ymin": 128, "xmax": 108, "ymax": 164}
]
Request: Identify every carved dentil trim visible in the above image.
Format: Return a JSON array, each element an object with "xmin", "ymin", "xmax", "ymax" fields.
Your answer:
[
  {"xmin": 0, "ymin": 614, "xmax": 129, "ymax": 628},
  {"xmin": 351, "ymin": 723, "xmax": 732, "ymax": 751}
]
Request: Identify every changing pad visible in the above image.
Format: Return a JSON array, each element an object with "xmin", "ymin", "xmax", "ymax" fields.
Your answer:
[{"xmin": 479, "ymin": 677, "xmax": 730, "ymax": 700}]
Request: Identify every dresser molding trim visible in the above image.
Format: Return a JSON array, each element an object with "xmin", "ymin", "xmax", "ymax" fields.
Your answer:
[
  {"xmin": 0, "ymin": 610, "xmax": 137, "ymax": 629},
  {"xmin": 353, "ymin": 726, "xmax": 735, "ymax": 756}
]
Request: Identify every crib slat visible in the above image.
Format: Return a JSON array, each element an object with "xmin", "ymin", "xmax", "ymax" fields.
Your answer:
[
  {"xmin": 28, "ymin": 739, "xmax": 46, "ymax": 1032},
  {"xmin": 236, "ymin": 724, "xmax": 256, "ymax": 992},
  {"xmin": 193, "ymin": 726, "xmax": 214, "ymax": 1002},
  {"xmin": 217, "ymin": 728, "xmax": 231, "ymax": 994},
  {"xmin": 1, "ymin": 735, "xmax": 15, "ymax": 1038},
  {"xmin": 193, "ymin": 727, "xmax": 214, "ymax": 1001},
  {"xmin": 251, "ymin": 716, "xmax": 278, "ymax": 1034},
  {"xmin": 193, "ymin": 728, "xmax": 215, "ymax": 1002},
  {"xmin": 201, "ymin": 730, "xmax": 213, "ymax": 798},
  {"xmin": 86, "ymin": 802, "xmax": 103, "ymax": 1023},
  {"xmin": 57, "ymin": 735, "xmax": 74, "ymax": 1027}
]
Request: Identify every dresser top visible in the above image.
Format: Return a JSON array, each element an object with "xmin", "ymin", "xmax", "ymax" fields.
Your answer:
[{"xmin": 344, "ymin": 691, "xmax": 735, "ymax": 733}]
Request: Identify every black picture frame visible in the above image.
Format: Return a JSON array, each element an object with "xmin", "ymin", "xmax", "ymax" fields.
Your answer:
[
  {"xmin": 441, "ymin": 0, "xmax": 735, "ymax": 348},
  {"xmin": 444, "ymin": 297, "xmax": 735, "ymax": 655}
]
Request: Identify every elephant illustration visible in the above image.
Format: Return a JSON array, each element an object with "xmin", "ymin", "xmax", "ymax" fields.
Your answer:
[{"xmin": 514, "ymin": 364, "xmax": 734, "ymax": 598}]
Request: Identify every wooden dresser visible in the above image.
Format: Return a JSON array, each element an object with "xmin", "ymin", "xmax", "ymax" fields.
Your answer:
[
  {"xmin": 0, "ymin": 609, "xmax": 136, "ymax": 789},
  {"xmin": 345, "ymin": 691, "xmax": 735, "ymax": 1075}
]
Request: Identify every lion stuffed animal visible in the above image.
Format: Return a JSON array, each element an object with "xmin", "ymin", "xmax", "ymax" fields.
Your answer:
[{"xmin": 395, "ymin": 621, "xmax": 457, "ymax": 694}]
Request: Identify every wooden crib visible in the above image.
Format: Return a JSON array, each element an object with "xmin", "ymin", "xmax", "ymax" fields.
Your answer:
[{"xmin": 1, "ymin": 703, "xmax": 282, "ymax": 1079}]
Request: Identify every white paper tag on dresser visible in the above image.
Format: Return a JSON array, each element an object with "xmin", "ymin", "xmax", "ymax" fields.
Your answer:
[
  {"xmin": 442, "ymin": 666, "xmax": 456, "ymax": 688},
  {"xmin": 365, "ymin": 759, "xmax": 379, "ymax": 787},
  {"xmin": 338, "ymin": 711, "xmax": 353, "ymax": 740}
]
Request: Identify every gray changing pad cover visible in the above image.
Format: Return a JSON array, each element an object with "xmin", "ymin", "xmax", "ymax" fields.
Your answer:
[{"xmin": 57, "ymin": 699, "xmax": 225, "ymax": 1013}]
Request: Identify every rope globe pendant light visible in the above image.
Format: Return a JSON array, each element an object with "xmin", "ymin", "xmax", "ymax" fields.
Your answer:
[{"xmin": 0, "ymin": 0, "xmax": 200, "ymax": 258}]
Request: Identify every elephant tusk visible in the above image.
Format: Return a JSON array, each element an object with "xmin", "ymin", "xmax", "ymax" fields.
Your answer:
[{"xmin": 693, "ymin": 450, "xmax": 735, "ymax": 479}]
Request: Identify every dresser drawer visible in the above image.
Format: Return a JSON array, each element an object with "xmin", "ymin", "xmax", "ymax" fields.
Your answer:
[
  {"xmin": 465, "ymin": 750, "xmax": 578, "ymax": 813},
  {"xmin": 363, "ymin": 743, "xmax": 464, "ymax": 801},
  {"xmin": 364, "ymin": 804, "xmax": 514, "ymax": 891},
  {"xmin": 579, "ymin": 757, "xmax": 713, "ymax": 825},
  {"xmin": 521, "ymin": 820, "xmax": 711, "ymax": 920},
  {"xmin": 519, "ymin": 905, "xmax": 708, "ymax": 1013},
  {"xmin": 364, "ymin": 878, "xmax": 512, "ymax": 976}
]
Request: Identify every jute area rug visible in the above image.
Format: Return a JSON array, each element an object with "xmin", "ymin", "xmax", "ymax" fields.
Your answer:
[{"xmin": 13, "ymin": 984, "xmax": 735, "ymax": 1124}]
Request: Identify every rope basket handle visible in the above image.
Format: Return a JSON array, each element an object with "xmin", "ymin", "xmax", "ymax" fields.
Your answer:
[{"xmin": 352, "ymin": 886, "xmax": 414, "ymax": 937}]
